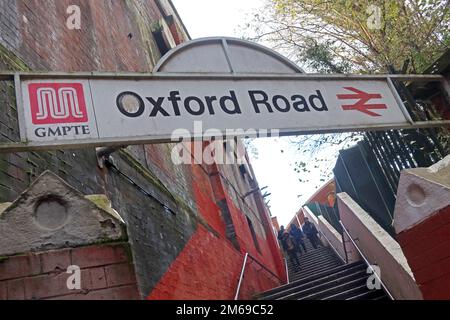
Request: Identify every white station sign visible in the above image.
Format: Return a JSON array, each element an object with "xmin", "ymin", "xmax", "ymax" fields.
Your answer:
[{"xmin": 19, "ymin": 77, "xmax": 409, "ymax": 146}]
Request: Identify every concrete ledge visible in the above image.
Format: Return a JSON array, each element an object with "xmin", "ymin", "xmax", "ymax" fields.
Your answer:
[
  {"xmin": 394, "ymin": 154, "xmax": 450, "ymax": 234},
  {"xmin": 0, "ymin": 171, "xmax": 126, "ymax": 257},
  {"xmin": 317, "ymin": 215, "xmax": 346, "ymax": 262},
  {"xmin": 338, "ymin": 192, "xmax": 423, "ymax": 300}
]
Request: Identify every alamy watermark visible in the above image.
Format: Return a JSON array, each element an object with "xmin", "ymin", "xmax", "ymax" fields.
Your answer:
[
  {"xmin": 170, "ymin": 121, "xmax": 279, "ymax": 165},
  {"xmin": 367, "ymin": 5, "xmax": 382, "ymax": 30},
  {"xmin": 66, "ymin": 265, "xmax": 81, "ymax": 290},
  {"xmin": 66, "ymin": 5, "xmax": 81, "ymax": 30},
  {"xmin": 366, "ymin": 265, "xmax": 381, "ymax": 290}
]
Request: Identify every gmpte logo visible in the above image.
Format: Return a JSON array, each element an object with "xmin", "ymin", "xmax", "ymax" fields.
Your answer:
[
  {"xmin": 29, "ymin": 83, "xmax": 88, "ymax": 125},
  {"xmin": 28, "ymin": 83, "xmax": 91, "ymax": 138}
]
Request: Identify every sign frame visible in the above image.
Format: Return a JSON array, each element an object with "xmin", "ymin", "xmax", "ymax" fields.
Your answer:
[{"xmin": 0, "ymin": 71, "xmax": 449, "ymax": 153}]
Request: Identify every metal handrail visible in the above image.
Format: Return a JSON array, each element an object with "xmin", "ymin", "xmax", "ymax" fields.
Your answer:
[
  {"xmin": 339, "ymin": 221, "xmax": 395, "ymax": 300},
  {"xmin": 284, "ymin": 258, "xmax": 289, "ymax": 284},
  {"xmin": 318, "ymin": 229, "xmax": 347, "ymax": 264},
  {"xmin": 234, "ymin": 252, "xmax": 284, "ymax": 300},
  {"xmin": 234, "ymin": 253, "xmax": 249, "ymax": 300},
  {"xmin": 249, "ymin": 254, "xmax": 285, "ymax": 283}
]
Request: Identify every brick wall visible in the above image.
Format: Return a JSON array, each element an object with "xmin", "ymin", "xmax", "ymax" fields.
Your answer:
[
  {"xmin": 397, "ymin": 206, "xmax": 450, "ymax": 299},
  {"xmin": 0, "ymin": 243, "xmax": 139, "ymax": 300},
  {"xmin": 394, "ymin": 156, "xmax": 450, "ymax": 299},
  {"xmin": 148, "ymin": 225, "xmax": 281, "ymax": 300},
  {"xmin": 0, "ymin": 0, "xmax": 285, "ymax": 300}
]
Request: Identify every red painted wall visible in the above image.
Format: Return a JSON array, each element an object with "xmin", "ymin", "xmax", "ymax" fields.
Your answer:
[
  {"xmin": 0, "ymin": 0, "xmax": 285, "ymax": 299},
  {"xmin": 148, "ymin": 225, "xmax": 281, "ymax": 300},
  {"xmin": 397, "ymin": 205, "xmax": 450, "ymax": 299},
  {"xmin": 226, "ymin": 196, "xmax": 278, "ymax": 274},
  {"xmin": 191, "ymin": 163, "xmax": 228, "ymax": 239},
  {"xmin": 148, "ymin": 158, "xmax": 286, "ymax": 300}
]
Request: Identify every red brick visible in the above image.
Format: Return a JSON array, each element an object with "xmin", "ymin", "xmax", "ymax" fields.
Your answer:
[
  {"xmin": 421, "ymin": 274, "xmax": 450, "ymax": 300},
  {"xmin": 434, "ymin": 223, "xmax": 450, "ymax": 242},
  {"xmin": 424, "ymin": 238, "xmax": 450, "ymax": 265},
  {"xmin": 396, "ymin": 230, "xmax": 415, "ymax": 248},
  {"xmin": 24, "ymin": 273, "xmax": 81, "ymax": 300},
  {"xmin": 0, "ymin": 254, "xmax": 41, "ymax": 281},
  {"xmin": 437, "ymin": 206, "xmax": 450, "ymax": 225},
  {"xmin": 0, "ymin": 281, "xmax": 7, "ymax": 300},
  {"xmin": 399, "ymin": 209, "xmax": 450, "ymax": 246},
  {"xmin": 416, "ymin": 211, "xmax": 445, "ymax": 234},
  {"xmin": 7, "ymin": 279, "xmax": 25, "ymax": 300},
  {"xmin": 414, "ymin": 256, "xmax": 450, "ymax": 284},
  {"xmin": 39, "ymin": 249, "xmax": 71, "ymax": 273},
  {"xmin": 401, "ymin": 229, "xmax": 448, "ymax": 260},
  {"xmin": 105, "ymin": 263, "xmax": 136, "ymax": 287},
  {"xmin": 397, "ymin": 213, "xmax": 444, "ymax": 246},
  {"xmin": 71, "ymin": 244, "xmax": 129, "ymax": 268},
  {"xmin": 82, "ymin": 267, "xmax": 107, "ymax": 290},
  {"xmin": 409, "ymin": 239, "xmax": 450, "ymax": 271}
]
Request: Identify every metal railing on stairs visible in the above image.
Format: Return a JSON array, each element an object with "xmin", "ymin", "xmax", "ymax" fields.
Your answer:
[
  {"xmin": 284, "ymin": 258, "xmax": 289, "ymax": 284},
  {"xmin": 317, "ymin": 229, "xmax": 347, "ymax": 264},
  {"xmin": 234, "ymin": 253, "xmax": 285, "ymax": 300},
  {"xmin": 339, "ymin": 221, "xmax": 395, "ymax": 300}
]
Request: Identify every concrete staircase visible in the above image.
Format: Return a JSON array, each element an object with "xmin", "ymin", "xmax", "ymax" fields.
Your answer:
[{"xmin": 258, "ymin": 239, "xmax": 389, "ymax": 300}]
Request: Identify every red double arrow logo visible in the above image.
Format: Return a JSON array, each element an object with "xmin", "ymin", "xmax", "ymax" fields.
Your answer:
[{"xmin": 337, "ymin": 87, "xmax": 387, "ymax": 117}]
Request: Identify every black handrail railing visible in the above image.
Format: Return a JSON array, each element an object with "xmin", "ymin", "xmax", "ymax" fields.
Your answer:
[{"xmin": 234, "ymin": 252, "xmax": 284, "ymax": 300}]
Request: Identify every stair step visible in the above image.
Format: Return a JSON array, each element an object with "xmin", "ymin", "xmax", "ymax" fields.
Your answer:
[
  {"xmin": 323, "ymin": 284, "xmax": 378, "ymax": 300},
  {"xmin": 291, "ymin": 249, "xmax": 339, "ymax": 260},
  {"xmin": 257, "ymin": 236, "xmax": 390, "ymax": 301},
  {"xmin": 258, "ymin": 261, "xmax": 365, "ymax": 298},
  {"xmin": 297, "ymin": 276, "xmax": 369, "ymax": 300},
  {"xmin": 289, "ymin": 263, "xmax": 365, "ymax": 284},
  {"xmin": 373, "ymin": 294, "xmax": 390, "ymax": 301},
  {"xmin": 345, "ymin": 289, "xmax": 387, "ymax": 300},
  {"xmin": 288, "ymin": 259, "xmax": 341, "ymax": 274},
  {"xmin": 276, "ymin": 269, "xmax": 369, "ymax": 300},
  {"xmin": 298, "ymin": 256, "xmax": 341, "ymax": 269},
  {"xmin": 290, "ymin": 261, "xmax": 343, "ymax": 279},
  {"xmin": 285, "ymin": 247, "xmax": 331, "ymax": 260},
  {"xmin": 260, "ymin": 263, "xmax": 367, "ymax": 300}
]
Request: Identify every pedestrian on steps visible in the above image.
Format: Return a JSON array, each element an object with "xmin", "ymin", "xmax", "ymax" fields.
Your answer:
[
  {"xmin": 277, "ymin": 226, "xmax": 289, "ymax": 252},
  {"xmin": 302, "ymin": 217, "xmax": 321, "ymax": 249},
  {"xmin": 281, "ymin": 231, "xmax": 301, "ymax": 271},
  {"xmin": 289, "ymin": 224, "xmax": 307, "ymax": 254},
  {"xmin": 277, "ymin": 225, "xmax": 286, "ymax": 243}
]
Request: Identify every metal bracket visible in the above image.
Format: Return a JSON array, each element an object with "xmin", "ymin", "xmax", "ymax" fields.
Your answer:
[{"xmin": 96, "ymin": 146, "xmax": 124, "ymax": 168}]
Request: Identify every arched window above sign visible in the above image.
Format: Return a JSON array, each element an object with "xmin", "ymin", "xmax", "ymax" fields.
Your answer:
[{"xmin": 154, "ymin": 37, "xmax": 304, "ymax": 74}]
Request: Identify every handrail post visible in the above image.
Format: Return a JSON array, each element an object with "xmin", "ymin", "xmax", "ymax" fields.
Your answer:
[
  {"xmin": 234, "ymin": 253, "xmax": 249, "ymax": 300},
  {"xmin": 284, "ymin": 258, "xmax": 289, "ymax": 284},
  {"xmin": 341, "ymin": 222, "xmax": 349, "ymax": 263}
]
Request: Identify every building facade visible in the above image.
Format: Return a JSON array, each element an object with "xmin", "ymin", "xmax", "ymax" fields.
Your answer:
[{"xmin": 0, "ymin": 0, "xmax": 285, "ymax": 299}]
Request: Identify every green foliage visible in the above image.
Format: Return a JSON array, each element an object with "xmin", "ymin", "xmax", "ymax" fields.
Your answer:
[
  {"xmin": 242, "ymin": 0, "xmax": 449, "ymax": 195},
  {"xmin": 245, "ymin": 0, "xmax": 450, "ymax": 73}
]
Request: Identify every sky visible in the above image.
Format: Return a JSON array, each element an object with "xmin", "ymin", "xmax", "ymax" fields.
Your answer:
[
  {"xmin": 172, "ymin": 0, "xmax": 330, "ymax": 226},
  {"xmin": 172, "ymin": 0, "xmax": 264, "ymax": 39}
]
